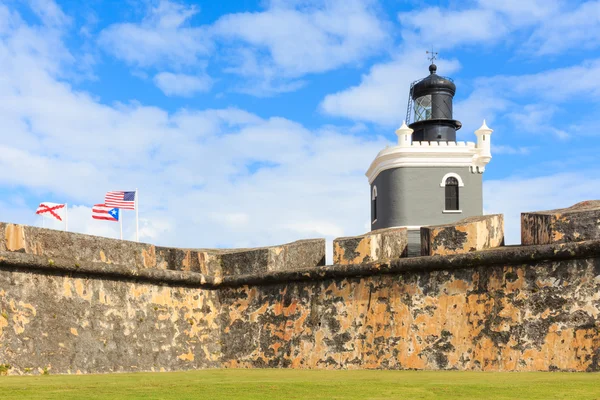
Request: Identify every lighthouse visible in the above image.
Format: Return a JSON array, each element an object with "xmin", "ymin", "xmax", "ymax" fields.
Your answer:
[{"xmin": 365, "ymin": 61, "xmax": 493, "ymax": 256}]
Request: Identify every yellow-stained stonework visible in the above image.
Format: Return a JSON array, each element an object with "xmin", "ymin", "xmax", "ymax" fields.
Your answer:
[
  {"xmin": 421, "ymin": 214, "xmax": 504, "ymax": 256},
  {"xmin": 0, "ymin": 220, "xmax": 598, "ymax": 375},
  {"xmin": 521, "ymin": 200, "xmax": 600, "ymax": 245},
  {"xmin": 334, "ymin": 227, "xmax": 408, "ymax": 265},
  {"xmin": 219, "ymin": 260, "xmax": 599, "ymax": 372}
]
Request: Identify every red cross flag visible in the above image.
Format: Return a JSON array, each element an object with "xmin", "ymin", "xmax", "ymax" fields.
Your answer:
[{"xmin": 36, "ymin": 202, "xmax": 66, "ymax": 222}]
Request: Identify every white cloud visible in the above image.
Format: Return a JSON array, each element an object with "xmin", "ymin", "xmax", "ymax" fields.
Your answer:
[
  {"xmin": 492, "ymin": 145, "xmax": 531, "ymax": 155},
  {"xmin": 397, "ymin": 0, "xmax": 600, "ymax": 58},
  {"xmin": 476, "ymin": 0, "xmax": 561, "ymax": 26},
  {"xmin": 27, "ymin": 0, "xmax": 71, "ymax": 28},
  {"xmin": 452, "ymin": 59, "xmax": 600, "ymax": 138},
  {"xmin": 98, "ymin": 0, "xmax": 388, "ymax": 96},
  {"xmin": 484, "ymin": 171, "xmax": 600, "ymax": 244},
  {"xmin": 506, "ymin": 59, "xmax": 600, "ymax": 101},
  {"xmin": 453, "ymin": 87, "xmax": 509, "ymax": 136},
  {"xmin": 212, "ymin": 0, "xmax": 388, "ymax": 78},
  {"xmin": 505, "ymin": 104, "xmax": 570, "ymax": 140},
  {"xmin": 320, "ymin": 50, "xmax": 461, "ymax": 126},
  {"xmin": 153, "ymin": 72, "xmax": 212, "ymax": 96},
  {"xmin": 398, "ymin": 8, "xmax": 508, "ymax": 49},
  {"xmin": 98, "ymin": 0, "xmax": 211, "ymax": 68},
  {"xmin": 525, "ymin": 1, "xmax": 600, "ymax": 55}
]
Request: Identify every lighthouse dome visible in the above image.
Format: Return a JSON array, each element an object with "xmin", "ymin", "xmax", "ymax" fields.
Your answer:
[{"xmin": 411, "ymin": 64, "xmax": 456, "ymax": 99}]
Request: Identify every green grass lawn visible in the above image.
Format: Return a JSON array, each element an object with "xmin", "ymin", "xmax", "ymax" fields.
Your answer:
[{"xmin": 1, "ymin": 369, "xmax": 599, "ymax": 400}]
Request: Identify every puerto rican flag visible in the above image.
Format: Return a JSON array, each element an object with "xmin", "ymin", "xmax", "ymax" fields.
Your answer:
[
  {"xmin": 36, "ymin": 202, "xmax": 65, "ymax": 221},
  {"xmin": 92, "ymin": 204, "xmax": 119, "ymax": 222},
  {"xmin": 105, "ymin": 191, "xmax": 136, "ymax": 210}
]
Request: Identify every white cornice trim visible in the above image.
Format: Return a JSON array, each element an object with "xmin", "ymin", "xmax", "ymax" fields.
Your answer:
[{"xmin": 365, "ymin": 141, "xmax": 491, "ymax": 184}]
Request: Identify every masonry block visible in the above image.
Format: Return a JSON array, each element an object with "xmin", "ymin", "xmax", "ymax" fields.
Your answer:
[
  {"xmin": 218, "ymin": 239, "xmax": 326, "ymax": 276},
  {"xmin": 0, "ymin": 223, "xmax": 324, "ymax": 276},
  {"xmin": 333, "ymin": 227, "xmax": 408, "ymax": 265},
  {"xmin": 521, "ymin": 200, "xmax": 600, "ymax": 245},
  {"xmin": 421, "ymin": 214, "xmax": 504, "ymax": 256}
]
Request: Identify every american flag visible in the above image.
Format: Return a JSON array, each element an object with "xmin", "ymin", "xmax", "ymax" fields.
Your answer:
[
  {"xmin": 92, "ymin": 204, "xmax": 119, "ymax": 222},
  {"xmin": 105, "ymin": 191, "xmax": 136, "ymax": 210}
]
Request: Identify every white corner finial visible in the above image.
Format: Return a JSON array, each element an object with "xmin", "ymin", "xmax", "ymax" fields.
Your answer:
[
  {"xmin": 395, "ymin": 121, "xmax": 414, "ymax": 146},
  {"xmin": 475, "ymin": 119, "xmax": 493, "ymax": 135},
  {"xmin": 396, "ymin": 121, "xmax": 413, "ymax": 135}
]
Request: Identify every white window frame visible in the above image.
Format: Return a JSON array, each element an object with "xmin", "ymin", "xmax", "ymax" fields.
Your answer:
[
  {"xmin": 440, "ymin": 173, "xmax": 463, "ymax": 213},
  {"xmin": 371, "ymin": 186, "xmax": 378, "ymax": 224},
  {"xmin": 439, "ymin": 172, "xmax": 465, "ymax": 187}
]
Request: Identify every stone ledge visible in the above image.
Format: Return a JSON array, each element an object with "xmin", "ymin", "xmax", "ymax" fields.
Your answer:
[
  {"xmin": 0, "ymin": 223, "xmax": 325, "ymax": 277},
  {"xmin": 333, "ymin": 227, "xmax": 408, "ymax": 265},
  {"xmin": 0, "ymin": 251, "xmax": 218, "ymax": 288},
  {"xmin": 217, "ymin": 239, "xmax": 325, "ymax": 276},
  {"xmin": 521, "ymin": 200, "xmax": 600, "ymax": 245},
  {"xmin": 421, "ymin": 214, "xmax": 504, "ymax": 256},
  {"xmin": 2, "ymin": 239, "xmax": 599, "ymax": 289}
]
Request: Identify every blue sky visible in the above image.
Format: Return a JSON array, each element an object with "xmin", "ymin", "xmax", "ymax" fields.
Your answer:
[{"xmin": 2, "ymin": 0, "xmax": 600, "ymax": 260}]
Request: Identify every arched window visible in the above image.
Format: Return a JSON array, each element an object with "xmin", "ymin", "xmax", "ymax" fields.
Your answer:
[
  {"xmin": 371, "ymin": 186, "xmax": 378, "ymax": 223},
  {"xmin": 445, "ymin": 177, "xmax": 459, "ymax": 211}
]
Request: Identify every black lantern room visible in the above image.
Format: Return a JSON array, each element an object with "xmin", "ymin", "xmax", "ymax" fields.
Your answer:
[{"xmin": 406, "ymin": 64, "xmax": 462, "ymax": 142}]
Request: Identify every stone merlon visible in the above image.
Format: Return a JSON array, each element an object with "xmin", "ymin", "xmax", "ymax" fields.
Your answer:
[
  {"xmin": 521, "ymin": 200, "xmax": 600, "ymax": 245},
  {"xmin": 421, "ymin": 214, "xmax": 504, "ymax": 256}
]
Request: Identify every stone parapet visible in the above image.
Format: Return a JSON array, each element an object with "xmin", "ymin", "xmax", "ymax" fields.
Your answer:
[
  {"xmin": 217, "ymin": 239, "xmax": 326, "ymax": 276},
  {"xmin": 333, "ymin": 227, "xmax": 408, "ymax": 265},
  {"xmin": 521, "ymin": 200, "xmax": 600, "ymax": 245},
  {"xmin": 1, "ymin": 222, "xmax": 226, "ymax": 275},
  {"xmin": 420, "ymin": 214, "xmax": 504, "ymax": 256},
  {"xmin": 3, "ymin": 238, "xmax": 599, "ymax": 289},
  {"xmin": 0, "ymin": 223, "xmax": 325, "ymax": 277}
]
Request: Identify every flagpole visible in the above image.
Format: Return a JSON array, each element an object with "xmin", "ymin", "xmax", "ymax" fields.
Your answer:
[
  {"xmin": 65, "ymin": 203, "xmax": 68, "ymax": 232},
  {"xmin": 135, "ymin": 188, "xmax": 139, "ymax": 242},
  {"xmin": 119, "ymin": 209, "xmax": 123, "ymax": 240},
  {"xmin": 42, "ymin": 216, "xmax": 45, "ymax": 229}
]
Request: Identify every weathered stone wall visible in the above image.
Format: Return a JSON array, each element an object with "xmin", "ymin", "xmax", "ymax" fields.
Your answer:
[
  {"xmin": 219, "ymin": 254, "xmax": 600, "ymax": 371},
  {"xmin": 0, "ymin": 265, "xmax": 221, "ymax": 375},
  {"xmin": 521, "ymin": 200, "xmax": 600, "ymax": 245},
  {"xmin": 333, "ymin": 227, "xmax": 407, "ymax": 265},
  {"xmin": 1, "ymin": 223, "xmax": 325, "ymax": 278},
  {"xmin": 421, "ymin": 214, "xmax": 504, "ymax": 256},
  {"xmin": 0, "ymin": 222, "xmax": 599, "ymax": 374}
]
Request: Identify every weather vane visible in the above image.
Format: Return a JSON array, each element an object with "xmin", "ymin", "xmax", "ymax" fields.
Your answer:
[{"xmin": 426, "ymin": 47, "xmax": 438, "ymax": 64}]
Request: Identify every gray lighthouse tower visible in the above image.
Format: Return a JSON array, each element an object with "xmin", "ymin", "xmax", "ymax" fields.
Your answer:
[{"xmin": 365, "ymin": 62, "xmax": 493, "ymax": 255}]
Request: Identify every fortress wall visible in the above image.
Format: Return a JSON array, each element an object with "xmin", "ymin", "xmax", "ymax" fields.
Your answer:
[
  {"xmin": 0, "ymin": 223, "xmax": 598, "ymax": 374},
  {"xmin": 218, "ymin": 246, "xmax": 600, "ymax": 371},
  {"xmin": 0, "ymin": 262, "xmax": 222, "ymax": 375}
]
